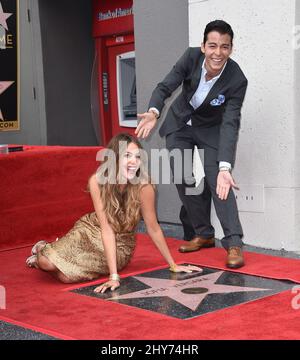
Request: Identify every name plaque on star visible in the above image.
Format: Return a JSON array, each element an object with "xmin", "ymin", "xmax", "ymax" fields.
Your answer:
[{"xmin": 0, "ymin": 0, "xmax": 19, "ymax": 132}]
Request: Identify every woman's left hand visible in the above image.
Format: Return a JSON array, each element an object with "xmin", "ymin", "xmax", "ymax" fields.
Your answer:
[
  {"xmin": 94, "ymin": 280, "xmax": 120, "ymax": 293},
  {"xmin": 170, "ymin": 264, "xmax": 203, "ymax": 273}
]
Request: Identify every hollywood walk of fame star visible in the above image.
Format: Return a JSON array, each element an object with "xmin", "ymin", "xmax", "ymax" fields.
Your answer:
[
  {"xmin": 0, "ymin": 2, "xmax": 12, "ymax": 31},
  {"xmin": 108, "ymin": 271, "xmax": 271, "ymax": 311},
  {"xmin": 0, "ymin": 81, "xmax": 14, "ymax": 121}
]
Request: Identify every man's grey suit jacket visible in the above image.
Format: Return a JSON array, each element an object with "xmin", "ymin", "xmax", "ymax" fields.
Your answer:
[{"xmin": 148, "ymin": 47, "xmax": 248, "ymax": 166}]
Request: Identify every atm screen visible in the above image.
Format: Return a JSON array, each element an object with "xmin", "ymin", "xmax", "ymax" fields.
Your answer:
[{"xmin": 117, "ymin": 51, "xmax": 137, "ymax": 128}]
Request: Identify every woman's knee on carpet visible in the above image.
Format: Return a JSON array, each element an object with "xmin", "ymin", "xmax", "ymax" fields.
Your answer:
[{"xmin": 36, "ymin": 253, "xmax": 57, "ymax": 272}]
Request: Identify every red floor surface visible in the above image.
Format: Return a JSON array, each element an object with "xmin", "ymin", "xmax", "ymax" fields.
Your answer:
[
  {"xmin": 1, "ymin": 234, "xmax": 300, "ymax": 340},
  {"xmin": 1, "ymin": 146, "xmax": 300, "ymax": 339}
]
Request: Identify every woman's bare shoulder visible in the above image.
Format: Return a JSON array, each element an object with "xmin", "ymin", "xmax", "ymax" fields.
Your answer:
[
  {"xmin": 88, "ymin": 173, "xmax": 100, "ymax": 193},
  {"xmin": 139, "ymin": 184, "xmax": 155, "ymax": 199},
  {"xmin": 88, "ymin": 173, "xmax": 97, "ymax": 185}
]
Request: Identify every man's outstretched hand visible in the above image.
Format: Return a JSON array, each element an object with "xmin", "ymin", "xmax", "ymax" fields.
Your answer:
[
  {"xmin": 135, "ymin": 112, "xmax": 157, "ymax": 139},
  {"xmin": 216, "ymin": 171, "xmax": 239, "ymax": 200}
]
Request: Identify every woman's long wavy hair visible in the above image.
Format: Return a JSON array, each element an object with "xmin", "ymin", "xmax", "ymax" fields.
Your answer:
[{"xmin": 95, "ymin": 133, "xmax": 151, "ymax": 234}]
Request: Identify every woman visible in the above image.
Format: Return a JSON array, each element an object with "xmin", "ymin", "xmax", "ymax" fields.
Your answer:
[{"xmin": 26, "ymin": 133, "xmax": 202, "ymax": 293}]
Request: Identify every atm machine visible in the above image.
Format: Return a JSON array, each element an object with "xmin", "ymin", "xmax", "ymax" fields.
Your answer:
[{"xmin": 92, "ymin": 0, "xmax": 137, "ymax": 145}]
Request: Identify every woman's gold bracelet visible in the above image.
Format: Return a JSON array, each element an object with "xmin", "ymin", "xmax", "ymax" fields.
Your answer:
[
  {"xmin": 109, "ymin": 273, "xmax": 120, "ymax": 282},
  {"xmin": 169, "ymin": 263, "xmax": 177, "ymax": 272}
]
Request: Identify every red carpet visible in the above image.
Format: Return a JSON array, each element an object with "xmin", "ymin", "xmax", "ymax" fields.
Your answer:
[
  {"xmin": 1, "ymin": 145, "xmax": 300, "ymax": 339},
  {"xmin": 0, "ymin": 145, "xmax": 101, "ymax": 251},
  {"xmin": 1, "ymin": 234, "xmax": 300, "ymax": 340}
]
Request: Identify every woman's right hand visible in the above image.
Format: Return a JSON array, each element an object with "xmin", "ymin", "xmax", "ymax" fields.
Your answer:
[{"xmin": 94, "ymin": 280, "xmax": 120, "ymax": 294}]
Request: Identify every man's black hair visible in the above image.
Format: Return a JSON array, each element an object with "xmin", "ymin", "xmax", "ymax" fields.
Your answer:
[{"xmin": 203, "ymin": 20, "xmax": 234, "ymax": 44}]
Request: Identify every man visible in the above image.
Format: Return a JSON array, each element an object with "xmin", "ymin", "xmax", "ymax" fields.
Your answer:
[{"xmin": 135, "ymin": 20, "xmax": 248, "ymax": 268}]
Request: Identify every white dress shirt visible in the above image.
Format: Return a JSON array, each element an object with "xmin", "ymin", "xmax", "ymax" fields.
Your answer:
[{"xmin": 188, "ymin": 60, "xmax": 230, "ymax": 170}]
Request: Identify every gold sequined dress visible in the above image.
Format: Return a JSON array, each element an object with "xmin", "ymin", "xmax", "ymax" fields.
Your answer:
[{"xmin": 41, "ymin": 212, "xmax": 136, "ymax": 282}]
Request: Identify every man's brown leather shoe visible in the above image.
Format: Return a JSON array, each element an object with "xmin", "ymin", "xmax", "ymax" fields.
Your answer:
[
  {"xmin": 226, "ymin": 246, "xmax": 244, "ymax": 269},
  {"xmin": 179, "ymin": 236, "xmax": 215, "ymax": 253}
]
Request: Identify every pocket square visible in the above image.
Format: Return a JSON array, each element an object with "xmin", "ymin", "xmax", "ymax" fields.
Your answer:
[{"xmin": 210, "ymin": 94, "xmax": 225, "ymax": 106}]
